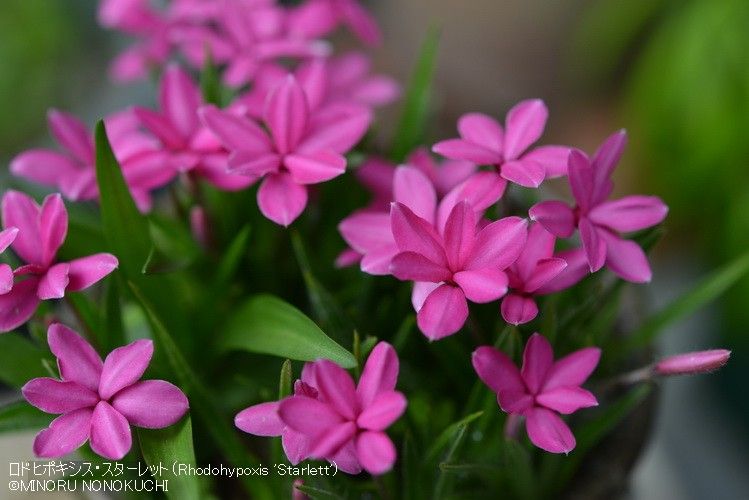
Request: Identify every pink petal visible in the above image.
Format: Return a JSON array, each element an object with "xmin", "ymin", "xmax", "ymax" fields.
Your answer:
[
  {"xmin": 265, "ymin": 76, "xmax": 308, "ymax": 154},
  {"xmin": 335, "ymin": 248, "xmax": 361, "ymax": 268},
  {"xmin": 390, "ymin": 252, "xmax": 451, "ymax": 283},
  {"xmin": 39, "ymin": 194, "xmax": 68, "ymax": 267},
  {"xmin": 99, "ymin": 339, "xmax": 154, "ymax": 400},
  {"xmin": 503, "ymin": 99, "xmax": 548, "ymax": 160},
  {"xmin": 536, "ymin": 248, "xmax": 590, "ymax": 294},
  {"xmin": 360, "ymin": 245, "xmax": 400, "ymax": 276},
  {"xmin": 328, "ymin": 441, "xmax": 362, "ymax": 474},
  {"xmin": 466, "ymin": 216, "xmax": 528, "ymax": 270},
  {"xmin": 47, "ymin": 109, "xmax": 94, "ymax": 164},
  {"xmin": 514, "ymin": 223, "xmax": 556, "ymax": 280},
  {"xmin": 0, "ymin": 278, "xmax": 41, "ymax": 332},
  {"xmin": 23, "ymin": 378, "xmax": 98, "ymax": 414},
  {"xmin": 416, "ymin": 284, "xmax": 468, "ymax": 340},
  {"xmin": 355, "ymin": 431, "xmax": 396, "ymax": 475},
  {"xmin": 0, "ymin": 263, "xmax": 13, "ymax": 295},
  {"xmin": 351, "ymin": 75, "xmax": 401, "ymax": 106},
  {"xmin": 453, "ymin": 268, "xmax": 508, "ymax": 303},
  {"xmin": 528, "ymin": 201, "xmax": 575, "ymax": 238},
  {"xmin": 357, "ymin": 391, "xmax": 406, "ymax": 431},
  {"xmin": 500, "ymin": 160, "xmax": 546, "ymax": 188},
  {"xmin": 278, "ymin": 396, "xmax": 343, "ymax": 435},
  {"xmin": 235, "ymin": 401, "xmax": 284, "ymax": 436},
  {"xmin": 524, "ymin": 258, "xmax": 567, "ymax": 293},
  {"xmin": 133, "ymin": 107, "xmax": 185, "ymax": 150},
  {"xmin": 310, "ymin": 421, "xmax": 357, "ymax": 457},
  {"xmin": 522, "ymin": 145, "xmax": 572, "ymax": 178},
  {"xmin": 10, "ymin": 150, "xmax": 81, "ymax": 188},
  {"xmin": 338, "ymin": 212, "xmax": 392, "ymax": 254},
  {"xmin": 342, "ymin": 0, "xmax": 382, "ymax": 46},
  {"xmin": 284, "ymin": 151, "xmax": 346, "ymax": 185},
  {"xmin": 411, "ymin": 281, "xmax": 440, "ymax": 312},
  {"xmin": 471, "ymin": 346, "xmax": 526, "ymax": 395},
  {"xmin": 66, "ymin": 253, "xmax": 119, "ymax": 292},
  {"xmin": 111, "ymin": 380, "xmax": 189, "ymax": 428},
  {"xmin": 432, "ymin": 139, "xmax": 502, "ymax": 165},
  {"xmin": 588, "ymin": 195, "xmax": 668, "ymax": 233},
  {"xmin": 655, "ymin": 349, "xmax": 731, "ymax": 376},
  {"xmin": 33, "ymin": 408, "xmax": 93, "ymax": 458},
  {"xmin": 355, "ymin": 157, "xmax": 395, "ymax": 201},
  {"xmin": 282, "ymin": 429, "xmax": 312, "ymax": 465},
  {"xmin": 521, "ymin": 333, "xmax": 554, "ymax": 394},
  {"xmin": 298, "ymin": 107, "xmax": 372, "ymax": 155},
  {"xmin": 48, "ymin": 323, "xmax": 103, "ymax": 392},
  {"xmin": 89, "ymin": 401, "xmax": 132, "ymax": 460},
  {"xmin": 543, "ymin": 347, "xmax": 601, "ymax": 391},
  {"xmin": 536, "ymin": 386, "xmax": 598, "ymax": 414},
  {"xmin": 159, "ymin": 65, "xmax": 201, "ymax": 138},
  {"xmin": 2, "ymin": 190, "xmax": 42, "ymax": 265},
  {"xmin": 442, "ymin": 201, "xmax": 476, "ymax": 271},
  {"xmin": 524, "ymin": 407, "xmax": 575, "ymax": 454},
  {"xmin": 579, "ymin": 218, "xmax": 606, "ymax": 272},
  {"xmin": 257, "ymin": 173, "xmax": 308, "ymax": 227},
  {"xmin": 432, "ymin": 160, "xmax": 478, "ymax": 196},
  {"xmin": 390, "ymin": 203, "xmax": 446, "ymax": 266},
  {"xmin": 498, "ymin": 391, "xmax": 535, "ymax": 413},
  {"xmin": 198, "ymin": 106, "xmax": 272, "ymax": 152},
  {"xmin": 393, "ymin": 167, "xmax": 437, "ymax": 223},
  {"xmin": 457, "ymin": 113, "xmax": 503, "ymax": 152},
  {"xmin": 599, "ymin": 231, "xmax": 652, "ymax": 283},
  {"xmin": 567, "ymin": 150, "xmax": 594, "ymax": 211},
  {"xmin": 436, "ymin": 172, "xmax": 506, "ymax": 231},
  {"xmin": 37, "ymin": 263, "xmax": 70, "ymax": 300},
  {"xmin": 500, "ymin": 294, "xmax": 539, "ymax": 325},
  {"xmin": 314, "ymin": 360, "xmax": 358, "ymax": 420},
  {"xmin": 591, "ymin": 130, "xmax": 627, "ymax": 203},
  {"xmin": 228, "ymin": 151, "xmax": 281, "ymax": 177},
  {"xmin": 357, "ymin": 341, "xmax": 400, "ymax": 408}
]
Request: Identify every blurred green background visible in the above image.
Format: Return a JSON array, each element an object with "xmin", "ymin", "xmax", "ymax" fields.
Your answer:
[{"xmin": 1, "ymin": 0, "xmax": 747, "ymax": 498}]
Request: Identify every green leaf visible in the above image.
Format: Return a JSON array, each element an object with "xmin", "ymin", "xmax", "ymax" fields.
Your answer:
[
  {"xmin": 279, "ymin": 359, "xmax": 293, "ymax": 399},
  {"xmin": 425, "ymin": 411, "xmax": 483, "ymax": 464},
  {"xmin": 294, "ymin": 484, "xmax": 345, "ymax": 500},
  {"xmin": 0, "ymin": 334, "xmax": 50, "ymax": 387},
  {"xmin": 143, "ymin": 216, "xmax": 201, "ymax": 274},
  {"xmin": 433, "ymin": 411, "xmax": 479, "ymax": 498},
  {"xmin": 138, "ymin": 416, "xmax": 201, "ymax": 500},
  {"xmin": 391, "ymin": 25, "xmax": 441, "ymax": 162},
  {"xmin": 210, "ymin": 225, "xmax": 251, "ymax": 295},
  {"xmin": 0, "ymin": 400, "xmax": 53, "ymax": 433},
  {"xmin": 103, "ymin": 279, "xmax": 126, "ymax": 353},
  {"xmin": 222, "ymin": 294, "xmax": 357, "ymax": 368},
  {"xmin": 624, "ymin": 251, "xmax": 749, "ymax": 353},
  {"xmin": 94, "ymin": 120, "xmax": 153, "ymax": 279}
]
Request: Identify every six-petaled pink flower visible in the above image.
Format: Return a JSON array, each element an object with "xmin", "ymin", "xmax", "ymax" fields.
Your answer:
[
  {"xmin": 236, "ymin": 342, "xmax": 405, "ymax": 475},
  {"xmin": 433, "ymin": 100, "xmax": 572, "ymax": 188},
  {"xmin": 472, "ymin": 333, "xmax": 600, "ymax": 453},
  {"xmin": 0, "ymin": 191, "xmax": 119, "ymax": 332},
  {"xmin": 22, "ymin": 324, "xmax": 189, "ymax": 460},
  {"xmin": 530, "ymin": 131, "xmax": 669, "ymax": 283},
  {"xmin": 200, "ymin": 75, "xmax": 372, "ymax": 226},
  {"xmin": 390, "ymin": 201, "xmax": 527, "ymax": 339}
]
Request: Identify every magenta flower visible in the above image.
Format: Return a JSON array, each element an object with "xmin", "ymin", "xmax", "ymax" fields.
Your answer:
[
  {"xmin": 654, "ymin": 349, "xmax": 731, "ymax": 376},
  {"xmin": 339, "ymin": 166, "xmax": 503, "ymax": 275},
  {"xmin": 22, "ymin": 324, "xmax": 189, "ymax": 460},
  {"xmin": 433, "ymin": 100, "xmax": 572, "ymax": 188},
  {"xmin": 288, "ymin": 0, "xmax": 382, "ymax": 47},
  {"xmin": 324, "ymin": 51, "xmax": 400, "ymax": 108},
  {"xmin": 133, "ymin": 65, "xmax": 254, "ymax": 192},
  {"xmin": 10, "ymin": 109, "xmax": 175, "ymax": 212},
  {"xmin": 501, "ymin": 223, "xmax": 568, "ymax": 325},
  {"xmin": 390, "ymin": 201, "xmax": 527, "ymax": 339},
  {"xmin": 530, "ymin": 131, "xmax": 669, "ymax": 283},
  {"xmin": 236, "ymin": 342, "xmax": 405, "ymax": 475},
  {"xmin": 0, "ymin": 192, "xmax": 118, "ymax": 332},
  {"xmin": 200, "ymin": 75, "xmax": 372, "ymax": 226},
  {"xmin": 472, "ymin": 333, "xmax": 600, "ymax": 453},
  {"xmin": 0, "ymin": 227, "xmax": 19, "ymax": 295}
]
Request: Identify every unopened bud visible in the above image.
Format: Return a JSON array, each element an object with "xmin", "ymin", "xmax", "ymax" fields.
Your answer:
[{"xmin": 654, "ymin": 349, "xmax": 731, "ymax": 376}]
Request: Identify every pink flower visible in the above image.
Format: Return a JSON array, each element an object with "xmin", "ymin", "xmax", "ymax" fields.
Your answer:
[
  {"xmin": 0, "ymin": 192, "xmax": 118, "ymax": 332},
  {"xmin": 22, "ymin": 324, "xmax": 189, "ymax": 460},
  {"xmin": 339, "ymin": 166, "xmax": 503, "ymax": 275},
  {"xmin": 10, "ymin": 109, "xmax": 175, "ymax": 212},
  {"xmin": 133, "ymin": 65, "xmax": 254, "ymax": 192},
  {"xmin": 288, "ymin": 0, "xmax": 382, "ymax": 47},
  {"xmin": 200, "ymin": 75, "xmax": 372, "ymax": 226},
  {"xmin": 654, "ymin": 349, "xmax": 731, "ymax": 376},
  {"xmin": 433, "ymin": 100, "xmax": 572, "ymax": 188},
  {"xmin": 390, "ymin": 201, "xmax": 527, "ymax": 339},
  {"xmin": 236, "ymin": 342, "xmax": 405, "ymax": 475},
  {"xmin": 530, "ymin": 131, "xmax": 669, "ymax": 283},
  {"xmin": 472, "ymin": 333, "xmax": 600, "ymax": 454},
  {"xmin": 0, "ymin": 227, "xmax": 19, "ymax": 295}
]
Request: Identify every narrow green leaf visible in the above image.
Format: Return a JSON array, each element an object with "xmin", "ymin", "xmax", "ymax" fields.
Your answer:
[
  {"xmin": 624, "ymin": 252, "xmax": 749, "ymax": 352},
  {"xmin": 222, "ymin": 294, "xmax": 357, "ymax": 368},
  {"xmin": 94, "ymin": 120, "xmax": 153, "ymax": 279},
  {"xmin": 391, "ymin": 25, "xmax": 441, "ymax": 162},
  {"xmin": 433, "ymin": 412, "xmax": 475, "ymax": 498},
  {"xmin": 103, "ymin": 279, "xmax": 126, "ymax": 353},
  {"xmin": 210, "ymin": 225, "xmax": 251, "ymax": 294},
  {"xmin": 138, "ymin": 416, "xmax": 201, "ymax": 500},
  {"xmin": 425, "ymin": 411, "xmax": 483, "ymax": 464},
  {"xmin": 0, "ymin": 400, "xmax": 53, "ymax": 433},
  {"xmin": 294, "ymin": 484, "xmax": 345, "ymax": 500},
  {"xmin": 143, "ymin": 216, "xmax": 201, "ymax": 274},
  {"xmin": 0, "ymin": 334, "xmax": 49, "ymax": 387},
  {"xmin": 66, "ymin": 293, "xmax": 104, "ymax": 348}
]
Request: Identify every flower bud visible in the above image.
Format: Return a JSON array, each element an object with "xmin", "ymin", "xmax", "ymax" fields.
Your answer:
[{"xmin": 654, "ymin": 349, "xmax": 731, "ymax": 376}]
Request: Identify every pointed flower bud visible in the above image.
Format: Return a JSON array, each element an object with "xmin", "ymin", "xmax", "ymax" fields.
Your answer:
[{"xmin": 654, "ymin": 349, "xmax": 731, "ymax": 376}]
